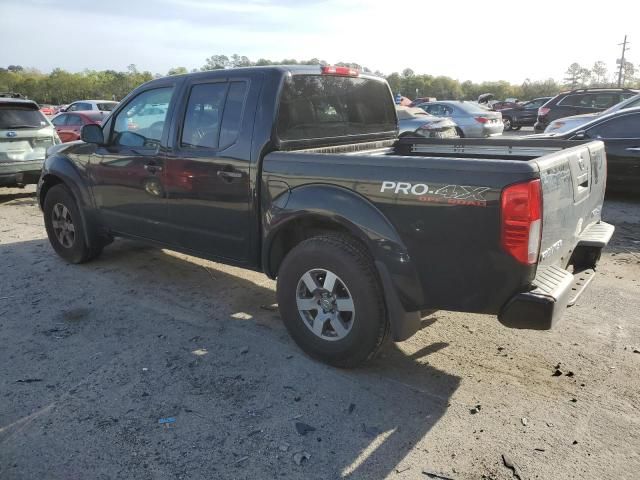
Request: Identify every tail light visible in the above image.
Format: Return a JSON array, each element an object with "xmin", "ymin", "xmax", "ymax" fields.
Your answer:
[
  {"xmin": 538, "ymin": 107, "xmax": 550, "ymax": 118},
  {"xmin": 501, "ymin": 179, "xmax": 542, "ymax": 265},
  {"xmin": 475, "ymin": 116, "xmax": 489, "ymax": 123},
  {"xmin": 321, "ymin": 65, "xmax": 359, "ymax": 77}
]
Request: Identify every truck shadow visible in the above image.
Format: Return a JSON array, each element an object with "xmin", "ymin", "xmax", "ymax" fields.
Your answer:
[
  {"xmin": 0, "ymin": 190, "xmax": 36, "ymax": 205},
  {"xmin": 603, "ymin": 195, "xmax": 640, "ymax": 256},
  {"xmin": 1, "ymin": 237, "xmax": 460, "ymax": 480}
]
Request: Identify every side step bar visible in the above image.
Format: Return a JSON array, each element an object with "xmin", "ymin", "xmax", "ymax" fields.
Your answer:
[{"xmin": 578, "ymin": 221, "xmax": 615, "ymax": 248}]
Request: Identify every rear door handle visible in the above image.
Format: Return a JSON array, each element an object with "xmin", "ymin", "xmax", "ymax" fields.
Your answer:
[{"xmin": 144, "ymin": 163, "xmax": 163, "ymax": 172}]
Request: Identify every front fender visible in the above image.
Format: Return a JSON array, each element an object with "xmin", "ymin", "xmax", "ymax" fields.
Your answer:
[
  {"xmin": 264, "ymin": 184, "xmax": 424, "ymax": 327},
  {"xmin": 39, "ymin": 147, "xmax": 102, "ymax": 247}
]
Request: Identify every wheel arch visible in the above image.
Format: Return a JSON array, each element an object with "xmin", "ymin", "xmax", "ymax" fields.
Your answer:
[
  {"xmin": 263, "ymin": 184, "xmax": 424, "ymax": 339},
  {"xmin": 39, "ymin": 154, "xmax": 103, "ymax": 248}
]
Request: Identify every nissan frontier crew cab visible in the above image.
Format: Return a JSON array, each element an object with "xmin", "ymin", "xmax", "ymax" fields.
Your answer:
[{"xmin": 38, "ymin": 65, "xmax": 614, "ymax": 367}]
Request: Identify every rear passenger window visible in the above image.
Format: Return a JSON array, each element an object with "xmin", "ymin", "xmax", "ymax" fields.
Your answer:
[
  {"xmin": 67, "ymin": 115, "xmax": 83, "ymax": 126},
  {"xmin": 425, "ymin": 104, "xmax": 452, "ymax": 116},
  {"xmin": 181, "ymin": 81, "xmax": 248, "ymax": 150}
]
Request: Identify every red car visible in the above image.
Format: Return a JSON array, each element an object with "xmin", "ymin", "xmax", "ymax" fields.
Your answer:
[
  {"xmin": 50, "ymin": 111, "xmax": 106, "ymax": 142},
  {"xmin": 39, "ymin": 105, "xmax": 55, "ymax": 116}
]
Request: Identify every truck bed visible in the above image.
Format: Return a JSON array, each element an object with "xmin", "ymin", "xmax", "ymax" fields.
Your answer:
[{"xmin": 263, "ymin": 137, "xmax": 609, "ymax": 316}]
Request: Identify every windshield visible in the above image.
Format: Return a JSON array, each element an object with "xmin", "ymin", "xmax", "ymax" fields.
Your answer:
[
  {"xmin": 277, "ymin": 75, "xmax": 396, "ymax": 142},
  {"xmin": 97, "ymin": 102, "xmax": 117, "ymax": 111},
  {"xmin": 0, "ymin": 106, "xmax": 48, "ymax": 129}
]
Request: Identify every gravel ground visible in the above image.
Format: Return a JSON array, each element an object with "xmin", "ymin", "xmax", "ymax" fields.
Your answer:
[{"xmin": 0, "ymin": 186, "xmax": 639, "ymax": 480}]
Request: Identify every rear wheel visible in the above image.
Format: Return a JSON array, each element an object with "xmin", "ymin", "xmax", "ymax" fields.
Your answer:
[
  {"xmin": 43, "ymin": 184, "xmax": 103, "ymax": 264},
  {"xmin": 512, "ymin": 125, "xmax": 522, "ymax": 131},
  {"xmin": 276, "ymin": 234, "xmax": 389, "ymax": 368},
  {"xmin": 455, "ymin": 127, "xmax": 465, "ymax": 138}
]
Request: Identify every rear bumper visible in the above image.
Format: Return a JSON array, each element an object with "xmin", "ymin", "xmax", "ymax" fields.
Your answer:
[
  {"xmin": 498, "ymin": 266, "xmax": 593, "ymax": 329},
  {"xmin": 0, "ymin": 160, "xmax": 43, "ymax": 186},
  {"xmin": 499, "ymin": 221, "xmax": 614, "ymax": 329}
]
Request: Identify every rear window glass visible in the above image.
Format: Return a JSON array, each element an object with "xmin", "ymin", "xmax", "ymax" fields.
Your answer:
[
  {"xmin": 85, "ymin": 112, "xmax": 107, "ymax": 122},
  {"xmin": 276, "ymin": 75, "xmax": 396, "ymax": 142},
  {"xmin": 558, "ymin": 94, "xmax": 584, "ymax": 107},
  {"xmin": 458, "ymin": 102, "xmax": 491, "ymax": 113},
  {"xmin": 0, "ymin": 106, "xmax": 48, "ymax": 129},
  {"xmin": 97, "ymin": 102, "xmax": 117, "ymax": 111}
]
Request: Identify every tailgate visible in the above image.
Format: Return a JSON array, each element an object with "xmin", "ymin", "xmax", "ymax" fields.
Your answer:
[{"xmin": 535, "ymin": 141, "xmax": 607, "ymax": 267}]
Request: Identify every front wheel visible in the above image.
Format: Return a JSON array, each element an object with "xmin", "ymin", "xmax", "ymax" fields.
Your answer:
[
  {"xmin": 276, "ymin": 234, "xmax": 389, "ymax": 368},
  {"xmin": 502, "ymin": 116, "xmax": 512, "ymax": 131},
  {"xmin": 512, "ymin": 125, "xmax": 522, "ymax": 131},
  {"xmin": 43, "ymin": 184, "xmax": 103, "ymax": 264}
]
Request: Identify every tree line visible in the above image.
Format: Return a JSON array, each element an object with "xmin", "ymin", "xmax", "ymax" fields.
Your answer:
[{"xmin": 1, "ymin": 54, "xmax": 638, "ymax": 105}]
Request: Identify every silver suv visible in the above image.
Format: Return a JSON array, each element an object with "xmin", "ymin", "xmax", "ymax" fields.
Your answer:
[{"xmin": 0, "ymin": 97, "xmax": 60, "ymax": 187}]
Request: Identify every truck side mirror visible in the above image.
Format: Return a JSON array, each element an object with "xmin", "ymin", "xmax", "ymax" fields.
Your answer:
[{"xmin": 81, "ymin": 124, "xmax": 105, "ymax": 145}]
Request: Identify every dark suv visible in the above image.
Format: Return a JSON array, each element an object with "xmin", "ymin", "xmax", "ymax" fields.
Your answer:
[{"xmin": 534, "ymin": 88, "xmax": 638, "ymax": 132}]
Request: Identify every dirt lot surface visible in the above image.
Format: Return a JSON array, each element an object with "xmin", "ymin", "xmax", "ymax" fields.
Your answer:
[{"xmin": 1, "ymin": 186, "xmax": 639, "ymax": 480}]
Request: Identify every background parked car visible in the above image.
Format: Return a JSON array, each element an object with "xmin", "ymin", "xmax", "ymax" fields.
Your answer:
[
  {"xmin": 499, "ymin": 97, "xmax": 552, "ymax": 131},
  {"xmin": 396, "ymin": 106, "xmax": 459, "ymax": 138},
  {"xmin": 408, "ymin": 97, "xmax": 437, "ymax": 107},
  {"xmin": 529, "ymin": 106, "xmax": 640, "ymax": 194},
  {"xmin": 0, "ymin": 97, "xmax": 59, "ymax": 187},
  {"xmin": 60, "ymin": 100, "xmax": 118, "ymax": 113},
  {"xmin": 534, "ymin": 88, "xmax": 638, "ymax": 132},
  {"xmin": 545, "ymin": 93, "xmax": 640, "ymax": 134},
  {"xmin": 39, "ymin": 104, "xmax": 55, "ymax": 116},
  {"xmin": 50, "ymin": 111, "xmax": 106, "ymax": 143},
  {"xmin": 417, "ymin": 101, "xmax": 503, "ymax": 137},
  {"xmin": 491, "ymin": 101, "xmax": 520, "ymax": 111}
]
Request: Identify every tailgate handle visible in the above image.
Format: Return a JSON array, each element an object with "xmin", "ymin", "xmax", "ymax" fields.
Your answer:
[{"xmin": 577, "ymin": 172, "xmax": 589, "ymax": 188}]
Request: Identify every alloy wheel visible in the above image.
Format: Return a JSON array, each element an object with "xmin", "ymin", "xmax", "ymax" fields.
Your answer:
[
  {"xmin": 51, "ymin": 203, "xmax": 75, "ymax": 248},
  {"xmin": 296, "ymin": 268, "xmax": 355, "ymax": 341}
]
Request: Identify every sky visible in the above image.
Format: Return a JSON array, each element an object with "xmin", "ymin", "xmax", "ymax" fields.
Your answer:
[{"xmin": 1, "ymin": 0, "xmax": 638, "ymax": 83}]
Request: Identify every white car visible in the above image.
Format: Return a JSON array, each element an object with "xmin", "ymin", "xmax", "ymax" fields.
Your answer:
[
  {"xmin": 545, "ymin": 93, "xmax": 640, "ymax": 134},
  {"xmin": 0, "ymin": 98, "xmax": 60, "ymax": 187},
  {"xmin": 61, "ymin": 100, "xmax": 118, "ymax": 113}
]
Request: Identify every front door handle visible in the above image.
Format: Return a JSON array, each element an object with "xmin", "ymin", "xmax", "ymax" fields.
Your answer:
[
  {"xmin": 144, "ymin": 163, "xmax": 163, "ymax": 173},
  {"xmin": 626, "ymin": 147, "xmax": 640, "ymax": 152},
  {"xmin": 217, "ymin": 170, "xmax": 242, "ymax": 180}
]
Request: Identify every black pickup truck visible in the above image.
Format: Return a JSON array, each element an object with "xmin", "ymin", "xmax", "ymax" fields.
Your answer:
[{"xmin": 38, "ymin": 65, "xmax": 614, "ymax": 367}]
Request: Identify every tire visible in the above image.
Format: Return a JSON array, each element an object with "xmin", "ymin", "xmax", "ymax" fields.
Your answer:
[
  {"xmin": 512, "ymin": 125, "xmax": 522, "ymax": 131},
  {"xmin": 502, "ymin": 116, "xmax": 513, "ymax": 131},
  {"xmin": 43, "ymin": 184, "xmax": 103, "ymax": 264},
  {"xmin": 455, "ymin": 127, "xmax": 465, "ymax": 138},
  {"xmin": 276, "ymin": 234, "xmax": 389, "ymax": 368}
]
